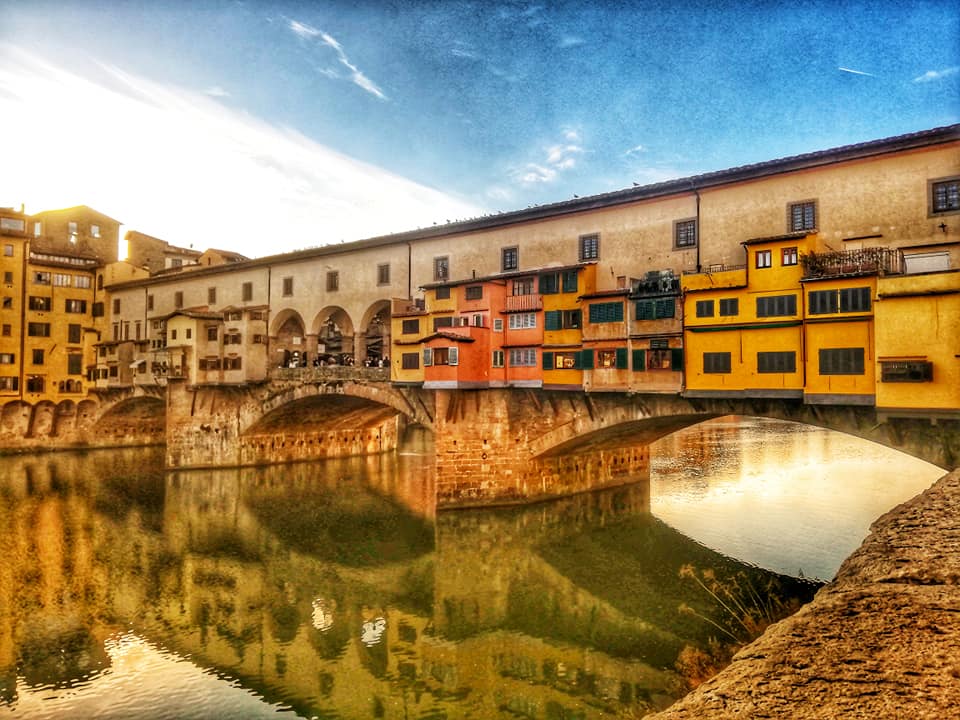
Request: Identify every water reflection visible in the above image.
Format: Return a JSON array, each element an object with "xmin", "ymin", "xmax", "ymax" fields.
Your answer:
[
  {"xmin": 0, "ymin": 434, "xmax": 823, "ymax": 718},
  {"xmin": 650, "ymin": 416, "xmax": 944, "ymax": 580}
]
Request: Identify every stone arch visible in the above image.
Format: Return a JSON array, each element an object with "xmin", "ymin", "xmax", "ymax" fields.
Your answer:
[
  {"xmin": 52, "ymin": 400, "xmax": 78, "ymax": 438},
  {"xmin": 94, "ymin": 396, "xmax": 165, "ymax": 442},
  {"xmin": 1, "ymin": 401, "xmax": 31, "ymax": 437},
  {"xmin": 310, "ymin": 306, "xmax": 356, "ymax": 364},
  {"xmin": 357, "ymin": 300, "xmax": 391, "ymax": 366},
  {"xmin": 270, "ymin": 309, "xmax": 309, "ymax": 369},
  {"xmin": 27, "ymin": 401, "xmax": 56, "ymax": 439}
]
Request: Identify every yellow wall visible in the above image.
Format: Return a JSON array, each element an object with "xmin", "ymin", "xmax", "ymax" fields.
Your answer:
[{"xmin": 875, "ymin": 272, "xmax": 960, "ymax": 412}]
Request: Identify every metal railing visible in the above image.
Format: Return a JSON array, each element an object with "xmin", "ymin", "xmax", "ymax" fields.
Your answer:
[
  {"xmin": 505, "ymin": 294, "xmax": 543, "ymax": 312},
  {"xmin": 801, "ymin": 247, "xmax": 903, "ymax": 279},
  {"xmin": 270, "ymin": 366, "xmax": 390, "ymax": 383}
]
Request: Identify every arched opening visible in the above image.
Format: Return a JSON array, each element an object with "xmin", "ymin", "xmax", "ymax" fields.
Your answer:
[
  {"xmin": 357, "ymin": 300, "xmax": 391, "ymax": 367},
  {"xmin": 1, "ymin": 401, "xmax": 31, "ymax": 436},
  {"xmin": 27, "ymin": 401, "xmax": 56, "ymax": 439},
  {"xmin": 311, "ymin": 306, "xmax": 355, "ymax": 365},
  {"xmin": 270, "ymin": 309, "xmax": 309, "ymax": 369}
]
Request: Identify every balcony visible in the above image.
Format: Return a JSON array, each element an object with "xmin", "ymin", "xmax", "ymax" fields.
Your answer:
[
  {"xmin": 505, "ymin": 294, "xmax": 543, "ymax": 312},
  {"xmin": 270, "ymin": 366, "xmax": 390, "ymax": 383},
  {"xmin": 801, "ymin": 248, "xmax": 903, "ymax": 280}
]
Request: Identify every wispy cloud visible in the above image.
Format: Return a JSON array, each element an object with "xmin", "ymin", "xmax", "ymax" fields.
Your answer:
[
  {"xmin": 0, "ymin": 45, "xmax": 480, "ymax": 257},
  {"xmin": 838, "ymin": 66, "xmax": 875, "ymax": 77},
  {"xmin": 514, "ymin": 129, "xmax": 585, "ymax": 185},
  {"xmin": 287, "ymin": 19, "xmax": 387, "ymax": 100},
  {"xmin": 558, "ymin": 35, "xmax": 585, "ymax": 49},
  {"xmin": 913, "ymin": 66, "xmax": 959, "ymax": 83},
  {"xmin": 624, "ymin": 144, "xmax": 646, "ymax": 156},
  {"xmin": 203, "ymin": 85, "xmax": 230, "ymax": 98}
]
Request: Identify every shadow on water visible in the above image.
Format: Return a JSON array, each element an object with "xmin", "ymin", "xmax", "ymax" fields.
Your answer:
[{"xmin": 1, "ymin": 438, "xmax": 821, "ymax": 718}]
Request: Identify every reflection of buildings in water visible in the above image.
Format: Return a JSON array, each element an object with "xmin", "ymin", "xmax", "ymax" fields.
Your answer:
[{"xmin": 311, "ymin": 597, "xmax": 336, "ymax": 632}]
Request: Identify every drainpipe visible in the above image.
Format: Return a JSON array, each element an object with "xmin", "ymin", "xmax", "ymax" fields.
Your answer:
[
  {"xmin": 407, "ymin": 242, "xmax": 413, "ymax": 300},
  {"xmin": 18, "ymin": 241, "xmax": 27, "ymax": 401},
  {"xmin": 694, "ymin": 186, "xmax": 702, "ymax": 274}
]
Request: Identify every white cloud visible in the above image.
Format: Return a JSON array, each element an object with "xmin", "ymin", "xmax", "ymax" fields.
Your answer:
[
  {"xmin": 288, "ymin": 19, "xmax": 387, "ymax": 100},
  {"xmin": 558, "ymin": 35, "xmax": 585, "ymax": 49},
  {"xmin": 0, "ymin": 45, "xmax": 482, "ymax": 258},
  {"xmin": 203, "ymin": 85, "xmax": 230, "ymax": 98},
  {"xmin": 512, "ymin": 130, "xmax": 585, "ymax": 186},
  {"xmin": 517, "ymin": 164, "xmax": 557, "ymax": 184},
  {"xmin": 625, "ymin": 144, "xmax": 646, "ymax": 156},
  {"xmin": 913, "ymin": 66, "xmax": 959, "ymax": 83}
]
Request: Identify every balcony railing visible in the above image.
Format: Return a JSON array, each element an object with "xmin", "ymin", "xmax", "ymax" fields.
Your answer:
[
  {"xmin": 801, "ymin": 247, "xmax": 903, "ymax": 279},
  {"xmin": 505, "ymin": 294, "xmax": 543, "ymax": 312},
  {"xmin": 270, "ymin": 366, "xmax": 390, "ymax": 383}
]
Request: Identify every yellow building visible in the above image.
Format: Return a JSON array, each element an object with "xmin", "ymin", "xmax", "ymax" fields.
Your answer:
[
  {"xmin": 30, "ymin": 205, "xmax": 121, "ymax": 264},
  {"xmin": 875, "ymin": 270, "xmax": 960, "ymax": 417},
  {"xmin": 542, "ymin": 263, "xmax": 596, "ymax": 391},
  {"xmin": 0, "ymin": 208, "xmax": 29, "ymax": 399}
]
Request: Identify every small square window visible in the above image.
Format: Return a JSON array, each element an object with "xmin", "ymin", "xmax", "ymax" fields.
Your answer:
[
  {"xmin": 756, "ymin": 250, "xmax": 772, "ymax": 269},
  {"xmin": 782, "ymin": 247, "xmax": 798, "ymax": 266},
  {"xmin": 465, "ymin": 285, "xmax": 483, "ymax": 300},
  {"xmin": 434, "ymin": 256, "xmax": 449, "ymax": 281},
  {"xmin": 91, "ymin": 224, "xmax": 100, "ymax": 238},
  {"xmin": 788, "ymin": 201, "xmax": 817, "ymax": 231},
  {"xmin": 931, "ymin": 178, "xmax": 960, "ymax": 214},
  {"xmin": 502, "ymin": 246, "xmax": 518, "ymax": 272},
  {"xmin": 674, "ymin": 219, "xmax": 697, "ymax": 249},
  {"xmin": 579, "ymin": 234, "xmax": 599, "ymax": 261}
]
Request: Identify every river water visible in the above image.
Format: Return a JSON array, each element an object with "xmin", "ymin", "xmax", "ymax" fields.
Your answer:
[{"xmin": 0, "ymin": 417, "xmax": 943, "ymax": 719}]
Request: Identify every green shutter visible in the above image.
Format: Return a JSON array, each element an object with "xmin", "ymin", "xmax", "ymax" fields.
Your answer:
[
  {"xmin": 671, "ymin": 348, "xmax": 684, "ymax": 371},
  {"xmin": 632, "ymin": 349, "xmax": 646, "ymax": 372},
  {"xmin": 580, "ymin": 349, "xmax": 594, "ymax": 368},
  {"xmin": 562, "ymin": 270, "xmax": 578, "ymax": 293},
  {"xmin": 542, "ymin": 351, "xmax": 554, "ymax": 370},
  {"xmin": 655, "ymin": 298, "xmax": 675, "ymax": 319},
  {"xmin": 636, "ymin": 300, "xmax": 654, "ymax": 320},
  {"xmin": 544, "ymin": 310, "xmax": 561, "ymax": 331},
  {"xmin": 616, "ymin": 347, "xmax": 628, "ymax": 369}
]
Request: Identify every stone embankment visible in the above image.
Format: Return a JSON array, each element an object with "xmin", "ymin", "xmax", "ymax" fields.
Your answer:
[{"xmin": 651, "ymin": 468, "xmax": 960, "ymax": 719}]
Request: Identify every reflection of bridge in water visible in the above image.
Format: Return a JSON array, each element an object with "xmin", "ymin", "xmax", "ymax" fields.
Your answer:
[{"xmin": 0, "ymin": 447, "xmax": 817, "ymax": 718}]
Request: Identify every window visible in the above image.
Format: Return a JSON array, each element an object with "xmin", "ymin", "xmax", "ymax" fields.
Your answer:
[
  {"xmin": 508, "ymin": 312, "xmax": 536, "ymax": 329},
  {"xmin": 34, "ymin": 272, "xmax": 50, "ymax": 285},
  {"xmin": 185, "ymin": 328, "xmax": 192, "ymax": 340},
  {"xmin": 695, "ymin": 299, "xmax": 715, "ymax": 318},
  {"xmin": 68, "ymin": 324, "xmax": 81, "ymax": 343},
  {"xmin": 434, "ymin": 256, "xmax": 449, "ymax": 281},
  {"xmin": 703, "ymin": 352, "xmax": 731, "ymax": 373},
  {"xmin": 808, "ymin": 289, "xmax": 839, "ymax": 314},
  {"xmin": 1, "ymin": 325, "xmax": 9, "ymax": 337},
  {"xmin": 719, "ymin": 298, "xmax": 738, "ymax": 316},
  {"xmin": 840, "ymin": 287, "xmax": 871, "ymax": 313},
  {"xmin": 283, "ymin": 277, "xmax": 294, "ymax": 296},
  {"xmin": 756, "ymin": 249, "xmax": 772, "ymax": 268},
  {"xmin": 789, "ymin": 200, "xmax": 817, "ymax": 231},
  {"xmin": 539, "ymin": 273, "xmax": 559, "ymax": 295},
  {"xmin": 207, "ymin": 327, "xmax": 218, "ymax": 341},
  {"xmin": 674, "ymin": 219, "xmax": 697, "ymax": 249},
  {"xmin": 579, "ymin": 234, "xmax": 599, "ymax": 261},
  {"xmin": 931, "ymin": 178, "xmax": 959, "ymax": 213},
  {"xmin": 2, "ymin": 244, "xmax": 12, "ymax": 256},
  {"xmin": 224, "ymin": 357, "xmax": 242, "ymax": 371},
  {"xmin": 819, "ymin": 347, "xmax": 865, "ymax": 375},
  {"xmin": 433, "ymin": 316, "xmax": 454, "ymax": 331},
  {"xmin": 242, "ymin": 282, "xmax": 253, "ymax": 301},
  {"xmin": 33, "ymin": 222, "xmax": 41, "ymax": 236},
  {"xmin": 147, "ymin": 295, "xmax": 154, "ymax": 311},
  {"xmin": 756, "ymin": 294, "xmax": 797, "ymax": 317},
  {"xmin": 548, "ymin": 351, "xmax": 581, "ymax": 370},
  {"xmin": 92, "ymin": 302, "xmax": 103, "ymax": 317},
  {"xmin": 493, "ymin": 318, "xmax": 503, "ymax": 332},
  {"xmin": 502, "ymin": 246, "xmax": 518, "ymax": 272},
  {"xmin": 53, "ymin": 273, "xmax": 70, "ymax": 287},
  {"xmin": 32, "ymin": 349, "xmax": 44, "ymax": 364},
  {"xmin": 513, "ymin": 277, "xmax": 534, "ymax": 296},
  {"xmin": 28, "ymin": 322, "xmax": 50, "ymax": 337},
  {"xmin": 401, "ymin": 352, "xmax": 419, "ymax": 370},
  {"xmin": 74, "ymin": 276, "xmax": 91, "ymax": 289},
  {"xmin": 492, "ymin": 350, "xmax": 504, "ymax": 368},
  {"xmin": 67, "ymin": 354, "xmax": 82, "ymax": 375},
  {"xmin": 509, "ymin": 348, "xmax": 537, "ymax": 366},
  {"xmin": 758, "ymin": 351, "xmax": 796, "ymax": 373},
  {"xmin": 97, "ymin": 275, "xmax": 104, "ymax": 290},
  {"xmin": 65, "ymin": 299, "xmax": 86, "ymax": 313},
  {"xmin": 113, "ymin": 298, "xmax": 121, "ymax": 314},
  {"xmin": 435, "ymin": 286, "xmax": 451, "ymax": 300},
  {"xmin": 401, "ymin": 319, "xmax": 420, "ymax": 334},
  {"xmin": 635, "ymin": 298, "xmax": 675, "ymax": 320},
  {"xmin": 0, "ymin": 377, "xmax": 18, "ymax": 391},
  {"xmin": 544, "ymin": 309, "xmax": 581, "ymax": 330},
  {"xmin": 881, "ymin": 361, "xmax": 933, "ymax": 383},
  {"xmin": 326, "ymin": 271, "xmax": 339, "ymax": 292},
  {"xmin": 465, "ymin": 285, "xmax": 483, "ymax": 300},
  {"xmin": 208, "ymin": 287, "xmax": 217, "ymax": 304},
  {"xmin": 3, "ymin": 271, "xmax": 11, "ymax": 284},
  {"xmin": 29, "ymin": 296, "xmax": 52, "ymax": 311},
  {"xmin": 597, "ymin": 348, "xmax": 628, "ymax": 369},
  {"xmin": 170, "ymin": 329, "xmax": 177, "ymax": 340},
  {"xmin": 377, "ymin": 263, "xmax": 390, "ymax": 285},
  {"xmin": 782, "ymin": 247, "xmax": 798, "ymax": 266},
  {"xmin": 0, "ymin": 218, "xmax": 24, "ymax": 233},
  {"xmin": 68, "ymin": 221, "xmax": 77, "ymax": 236},
  {"xmin": 26, "ymin": 377, "xmax": 44, "ymax": 393},
  {"xmin": 91, "ymin": 224, "xmax": 100, "ymax": 238},
  {"xmin": 0, "ymin": 353, "xmax": 13, "ymax": 364},
  {"xmin": 588, "ymin": 302, "xmax": 624, "ymax": 323},
  {"xmin": 224, "ymin": 332, "xmax": 241, "ymax": 344},
  {"xmin": 174, "ymin": 291, "xmax": 183, "ymax": 309},
  {"xmin": 562, "ymin": 270, "xmax": 578, "ymax": 293},
  {"xmin": 431, "ymin": 347, "xmax": 459, "ymax": 366}
]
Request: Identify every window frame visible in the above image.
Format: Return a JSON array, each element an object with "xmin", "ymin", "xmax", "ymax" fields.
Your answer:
[
  {"xmin": 788, "ymin": 200, "xmax": 817, "ymax": 232},
  {"xmin": 930, "ymin": 177, "xmax": 960, "ymax": 215},
  {"xmin": 673, "ymin": 218, "xmax": 697, "ymax": 249},
  {"xmin": 501, "ymin": 246, "xmax": 518, "ymax": 272},
  {"xmin": 703, "ymin": 351, "xmax": 732, "ymax": 374},
  {"xmin": 818, "ymin": 347, "xmax": 865, "ymax": 376},
  {"xmin": 326, "ymin": 271, "xmax": 339, "ymax": 292},
  {"xmin": 755, "ymin": 249, "xmax": 772, "ymax": 269},
  {"xmin": 579, "ymin": 233, "xmax": 599, "ymax": 261},
  {"xmin": 377, "ymin": 263, "xmax": 390, "ymax": 286},
  {"xmin": 434, "ymin": 256, "xmax": 449, "ymax": 282},
  {"xmin": 782, "ymin": 246, "xmax": 798, "ymax": 266}
]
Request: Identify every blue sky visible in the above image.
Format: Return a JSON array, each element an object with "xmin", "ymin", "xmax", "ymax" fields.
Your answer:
[{"xmin": 1, "ymin": 1, "xmax": 957, "ymax": 258}]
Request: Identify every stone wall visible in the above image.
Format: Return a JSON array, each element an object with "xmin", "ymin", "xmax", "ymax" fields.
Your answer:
[{"xmin": 649, "ymin": 469, "xmax": 960, "ymax": 718}]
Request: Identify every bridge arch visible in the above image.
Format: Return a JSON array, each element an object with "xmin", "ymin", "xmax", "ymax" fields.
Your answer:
[
  {"xmin": 1, "ymin": 400, "xmax": 31, "ymax": 437},
  {"xmin": 94, "ymin": 396, "xmax": 165, "ymax": 441},
  {"xmin": 271, "ymin": 308, "xmax": 309, "ymax": 368}
]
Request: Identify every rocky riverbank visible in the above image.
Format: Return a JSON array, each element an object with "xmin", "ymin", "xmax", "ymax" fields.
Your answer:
[{"xmin": 649, "ymin": 468, "xmax": 960, "ymax": 719}]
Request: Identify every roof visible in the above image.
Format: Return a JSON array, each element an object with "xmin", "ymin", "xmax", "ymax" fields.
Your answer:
[
  {"xmin": 105, "ymin": 124, "xmax": 960, "ymax": 291},
  {"xmin": 154, "ymin": 308, "xmax": 223, "ymax": 322},
  {"xmin": 421, "ymin": 262, "xmax": 596, "ymax": 290},
  {"xmin": 742, "ymin": 231, "xmax": 811, "ymax": 246},
  {"xmin": 31, "ymin": 205, "xmax": 122, "ymax": 224},
  {"xmin": 579, "ymin": 288, "xmax": 631, "ymax": 300}
]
